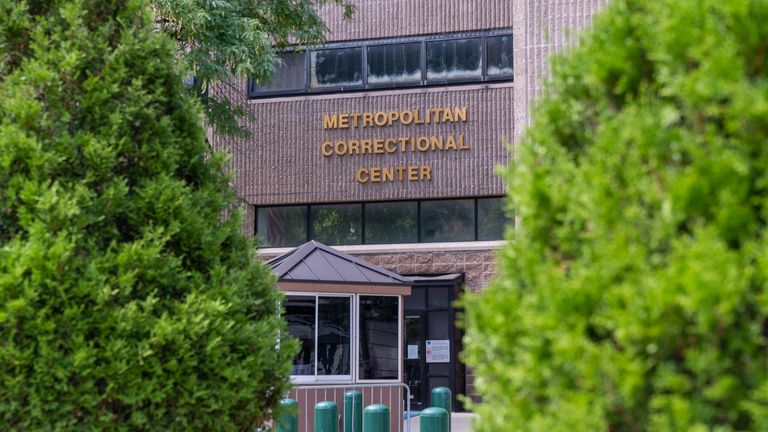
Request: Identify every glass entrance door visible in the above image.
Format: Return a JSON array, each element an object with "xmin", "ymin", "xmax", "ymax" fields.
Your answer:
[
  {"xmin": 404, "ymin": 312, "xmax": 426, "ymax": 410},
  {"xmin": 403, "ymin": 276, "xmax": 465, "ymax": 412}
]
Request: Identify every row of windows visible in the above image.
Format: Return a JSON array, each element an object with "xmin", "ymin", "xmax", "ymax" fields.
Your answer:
[
  {"xmin": 250, "ymin": 30, "xmax": 512, "ymax": 98},
  {"xmin": 256, "ymin": 197, "xmax": 509, "ymax": 248},
  {"xmin": 286, "ymin": 294, "xmax": 399, "ymax": 381}
]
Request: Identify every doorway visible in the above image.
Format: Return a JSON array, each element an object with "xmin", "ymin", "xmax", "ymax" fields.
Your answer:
[{"xmin": 403, "ymin": 274, "xmax": 465, "ymax": 412}]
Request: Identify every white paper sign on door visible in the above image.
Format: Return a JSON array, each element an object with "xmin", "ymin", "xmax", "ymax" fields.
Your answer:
[
  {"xmin": 425, "ymin": 339, "xmax": 450, "ymax": 363},
  {"xmin": 407, "ymin": 345, "xmax": 419, "ymax": 359}
]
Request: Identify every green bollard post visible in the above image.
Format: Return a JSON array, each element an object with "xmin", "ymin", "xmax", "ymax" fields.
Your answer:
[
  {"xmin": 420, "ymin": 407, "xmax": 448, "ymax": 432},
  {"xmin": 276, "ymin": 398, "xmax": 298, "ymax": 432},
  {"xmin": 315, "ymin": 401, "xmax": 339, "ymax": 432},
  {"xmin": 431, "ymin": 387, "xmax": 452, "ymax": 432},
  {"xmin": 344, "ymin": 390, "xmax": 363, "ymax": 432},
  {"xmin": 362, "ymin": 404, "xmax": 389, "ymax": 432}
]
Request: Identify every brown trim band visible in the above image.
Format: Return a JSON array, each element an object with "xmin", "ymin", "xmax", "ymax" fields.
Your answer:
[{"xmin": 277, "ymin": 281, "xmax": 411, "ymax": 296}]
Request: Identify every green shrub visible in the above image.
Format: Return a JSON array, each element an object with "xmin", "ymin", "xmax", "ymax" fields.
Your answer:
[
  {"xmin": 0, "ymin": 0, "xmax": 293, "ymax": 429},
  {"xmin": 463, "ymin": 0, "xmax": 768, "ymax": 430}
]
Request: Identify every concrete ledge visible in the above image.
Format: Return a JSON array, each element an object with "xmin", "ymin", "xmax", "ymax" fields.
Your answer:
[{"xmin": 257, "ymin": 240, "xmax": 507, "ymax": 258}]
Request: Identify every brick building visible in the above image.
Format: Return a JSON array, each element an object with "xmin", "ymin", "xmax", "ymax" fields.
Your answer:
[{"xmin": 210, "ymin": 0, "xmax": 608, "ymax": 410}]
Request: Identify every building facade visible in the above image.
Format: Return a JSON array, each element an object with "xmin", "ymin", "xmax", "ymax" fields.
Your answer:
[{"xmin": 210, "ymin": 0, "xmax": 607, "ymax": 408}]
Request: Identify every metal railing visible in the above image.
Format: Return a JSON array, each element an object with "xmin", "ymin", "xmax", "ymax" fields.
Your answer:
[{"xmin": 292, "ymin": 383, "xmax": 412, "ymax": 432}]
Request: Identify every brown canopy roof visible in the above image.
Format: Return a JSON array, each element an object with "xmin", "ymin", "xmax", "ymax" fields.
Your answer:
[{"xmin": 266, "ymin": 241, "xmax": 412, "ymax": 286}]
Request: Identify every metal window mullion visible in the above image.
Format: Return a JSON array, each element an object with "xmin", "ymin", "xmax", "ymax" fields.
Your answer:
[
  {"xmin": 253, "ymin": 206, "xmax": 258, "ymax": 240},
  {"xmin": 305, "ymin": 49, "xmax": 312, "ymax": 93},
  {"xmin": 482, "ymin": 35, "xmax": 488, "ymax": 81},
  {"xmin": 416, "ymin": 201, "xmax": 422, "ymax": 243},
  {"xmin": 421, "ymin": 40, "xmax": 427, "ymax": 84},
  {"xmin": 314, "ymin": 294, "xmax": 319, "ymax": 378},
  {"xmin": 362, "ymin": 44, "xmax": 369, "ymax": 89},
  {"xmin": 361, "ymin": 203, "xmax": 366, "ymax": 244},
  {"xmin": 474, "ymin": 199, "xmax": 479, "ymax": 241},
  {"xmin": 398, "ymin": 296, "xmax": 403, "ymax": 382},
  {"xmin": 353, "ymin": 294, "xmax": 358, "ymax": 383}
]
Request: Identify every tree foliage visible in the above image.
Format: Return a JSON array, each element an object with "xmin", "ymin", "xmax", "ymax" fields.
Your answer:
[
  {"xmin": 0, "ymin": 0, "xmax": 293, "ymax": 429},
  {"xmin": 464, "ymin": 0, "xmax": 768, "ymax": 430},
  {"xmin": 150, "ymin": 0, "xmax": 354, "ymax": 136}
]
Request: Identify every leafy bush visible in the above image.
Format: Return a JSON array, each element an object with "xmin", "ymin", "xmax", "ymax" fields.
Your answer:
[
  {"xmin": 0, "ymin": 0, "xmax": 293, "ymax": 429},
  {"xmin": 464, "ymin": 0, "xmax": 768, "ymax": 430}
]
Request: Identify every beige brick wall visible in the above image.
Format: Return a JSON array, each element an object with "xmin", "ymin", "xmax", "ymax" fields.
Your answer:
[
  {"xmin": 356, "ymin": 249, "xmax": 496, "ymax": 293},
  {"xmin": 512, "ymin": 0, "xmax": 610, "ymax": 140},
  {"xmin": 319, "ymin": 0, "xmax": 513, "ymax": 43},
  {"xmin": 213, "ymin": 84, "xmax": 512, "ymax": 206}
]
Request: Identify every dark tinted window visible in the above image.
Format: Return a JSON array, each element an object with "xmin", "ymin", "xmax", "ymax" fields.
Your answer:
[
  {"xmin": 257, "ymin": 206, "xmax": 307, "ymax": 247},
  {"xmin": 359, "ymin": 296, "xmax": 399, "ymax": 380},
  {"xmin": 486, "ymin": 35, "xmax": 513, "ymax": 77},
  {"xmin": 365, "ymin": 201, "xmax": 417, "ymax": 244},
  {"xmin": 426, "ymin": 38, "xmax": 482, "ymax": 81},
  {"xmin": 311, "ymin": 47, "xmax": 363, "ymax": 88},
  {"xmin": 284, "ymin": 296, "xmax": 316, "ymax": 376},
  {"xmin": 478, "ymin": 197, "xmax": 508, "ymax": 240},
  {"xmin": 251, "ymin": 52, "xmax": 306, "ymax": 94},
  {"xmin": 367, "ymin": 43, "xmax": 421, "ymax": 85},
  {"xmin": 311, "ymin": 204, "xmax": 362, "ymax": 245},
  {"xmin": 317, "ymin": 297, "xmax": 351, "ymax": 376},
  {"xmin": 420, "ymin": 199, "xmax": 475, "ymax": 242}
]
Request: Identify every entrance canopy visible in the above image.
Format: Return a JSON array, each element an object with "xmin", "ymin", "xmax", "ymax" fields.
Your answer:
[{"xmin": 266, "ymin": 240, "xmax": 412, "ymax": 295}]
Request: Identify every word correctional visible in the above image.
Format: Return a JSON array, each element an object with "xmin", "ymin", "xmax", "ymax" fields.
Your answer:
[
  {"xmin": 323, "ymin": 106, "xmax": 467, "ymax": 129},
  {"xmin": 322, "ymin": 134, "xmax": 469, "ymax": 157},
  {"xmin": 320, "ymin": 106, "xmax": 472, "ymax": 184},
  {"xmin": 355, "ymin": 166, "xmax": 432, "ymax": 183}
]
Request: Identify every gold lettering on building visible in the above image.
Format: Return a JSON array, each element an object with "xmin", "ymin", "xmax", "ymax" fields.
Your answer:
[
  {"xmin": 324, "ymin": 107, "xmax": 468, "ymax": 130},
  {"xmin": 355, "ymin": 165, "xmax": 433, "ymax": 184},
  {"xmin": 322, "ymin": 106, "xmax": 470, "ymax": 183}
]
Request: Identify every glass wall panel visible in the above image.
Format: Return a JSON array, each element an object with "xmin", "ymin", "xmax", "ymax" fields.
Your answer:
[
  {"xmin": 486, "ymin": 35, "xmax": 513, "ymax": 77},
  {"xmin": 367, "ymin": 43, "xmax": 421, "ymax": 85},
  {"xmin": 311, "ymin": 47, "xmax": 363, "ymax": 88},
  {"xmin": 404, "ymin": 287, "xmax": 426, "ymax": 310},
  {"xmin": 420, "ymin": 199, "xmax": 475, "ymax": 242},
  {"xmin": 257, "ymin": 206, "xmax": 307, "ymax": 247},
  {"xmin": 426, "ymin": 38, "xmax": 482, "ymax": 81},
  {"xmin": 365, "ymin": 201, "xmax": 417, "ymax": 244},
  {"xmin": 251, "ymin": 52, "xmax": 306, "ymax": 94},
  {"xmin": 478, "ymin": 197, "xmax": 508, "ymax": 240},
  {"xmin": 284, "ymin": 296, "xmax": 316, "ymax": 376},
  {"xmin": 427, "ymin": 310, "xmax": 450, "ymax": 339},
  {"xmin": 317, "ymin": 297, "xmax": 351, "ymax": 376},
  {"xmin": 359, "ymin": 296, "xmax": 399, "ymax": 380},
  {"xmin": 311, "ymin": 204, "xmax": 362, "ymax": 245},
  {"xmin": 428, "ymin": 287, "xmax": 450, "ymax": 308}
]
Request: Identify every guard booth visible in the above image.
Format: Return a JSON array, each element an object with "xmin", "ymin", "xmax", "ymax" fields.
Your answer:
[{"xmin": 267, "ymin": 241, "xmax": 412, "ymax": 432}]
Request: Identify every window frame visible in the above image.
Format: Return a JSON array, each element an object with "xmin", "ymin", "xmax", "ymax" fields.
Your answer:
[
  {"xmin": 256, "ymin": 196, "xmax": 510, "ymax": 247},
  {"xmin": 484, "ymin": 34, "xmax": 514, "ymax": 81},
  {"xmin": 363, "ymin": 201, "xmax": 419, "ymax": 245},
  {"xmin": 309, "ymin": 203, "xmax": 364, "ymax": 246},
  {"xmin": 256, "ymin": 204, "xmax": 309, "ymax": 248},
  {"xmin": 286, "ymin": 292, "xmax": 355, "ymax": 384},
  {"xmin": 357, "ymin": 294, "xmax": 403, "ymax": 383},
  {"xmin": 424, "ymin": 36, "xmax": 484, "ymax": 85},
  {"xmin": 248, "ymin": 29, "xmax": 512, "ymax": 99},
  {"xmin": 248, "ymin": 50, "xmax": 309, "ymax": 98},
  {"xmin": 284, "ymin": 292, "xmax": 402, "ymax": 384},
  {"xmin": 419, "ymin": 198, "xmax": 477, "ymax": 243},
  {"xmin": 365, "ymin": 42, "xmax": 424, "ymax": 89},
  {"xmin": 309, "ymin": 46, "xmax": 366, "ymax": 93}
]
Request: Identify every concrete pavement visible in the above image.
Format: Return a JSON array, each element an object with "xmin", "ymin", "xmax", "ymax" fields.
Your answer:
[{"xmin": 404, "ymin": 412, "xmax": 478, "ymax": 432}]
